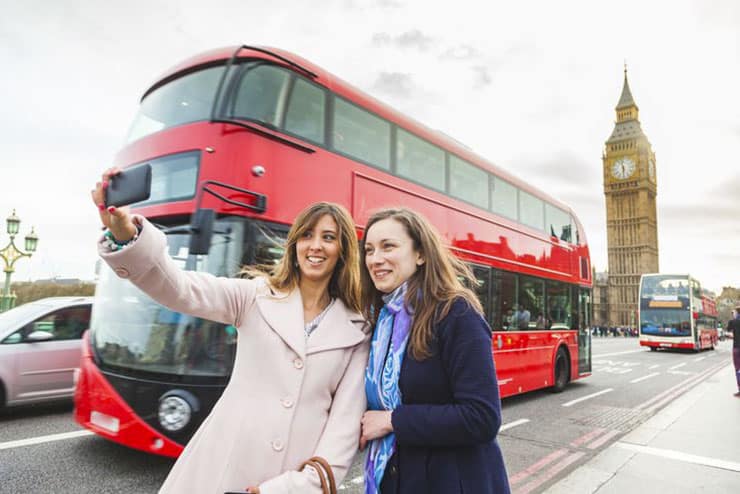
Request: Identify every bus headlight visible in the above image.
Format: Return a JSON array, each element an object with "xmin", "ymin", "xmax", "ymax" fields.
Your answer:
[{"xmin": 158, "ymin": 390, "xmax": 199, "ymax": 432}]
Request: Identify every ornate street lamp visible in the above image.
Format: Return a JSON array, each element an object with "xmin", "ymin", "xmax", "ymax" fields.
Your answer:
[{"xmin": 0, "ymin": 210, "xmax": 39, "ymax": 312}]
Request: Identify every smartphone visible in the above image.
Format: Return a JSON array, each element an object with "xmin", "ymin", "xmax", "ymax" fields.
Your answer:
[{"xmin": 105, "ymin": 164, "xmax": 152, "ymax": 207}]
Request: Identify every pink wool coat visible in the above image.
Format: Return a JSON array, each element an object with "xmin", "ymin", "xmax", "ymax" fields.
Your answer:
[{"xmin": 99, "ymin": 217, "xmax": 370, "ymax": 493}]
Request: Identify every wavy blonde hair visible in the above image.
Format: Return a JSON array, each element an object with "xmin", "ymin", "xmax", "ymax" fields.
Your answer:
[
  {"xmin": 360, "ymin": 207, "xmax": 483, "ymax": 360},
  {"xmin": 244, "ymin": 202, "xmax": 362, "ymax": 314}
]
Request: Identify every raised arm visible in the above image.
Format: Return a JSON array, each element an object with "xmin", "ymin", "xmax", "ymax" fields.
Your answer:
[
  {"xmin": 392, "ymin": 303, "xmax": 502, "ymax": 447},
  {"xmin": 98, "ymin": 215, "xmax": 257, "ymax": 326},
  {"xmin": 258, "ymin": 334, "xmax": 371, "ymax": 493}
]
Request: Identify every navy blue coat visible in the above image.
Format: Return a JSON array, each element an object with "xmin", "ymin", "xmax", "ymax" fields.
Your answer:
[{"xmin": 379, "ymin": 298, "xmax": 511, "ymax": 494}]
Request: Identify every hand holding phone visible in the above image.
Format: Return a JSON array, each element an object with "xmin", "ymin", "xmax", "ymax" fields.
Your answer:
[
  {"xmin": 91, "ymin": 166, "xmax": 142, "ymax": 242},
  {"xmin": 105, "ymin": 164, "xmax": 152, "ymax": 207}
]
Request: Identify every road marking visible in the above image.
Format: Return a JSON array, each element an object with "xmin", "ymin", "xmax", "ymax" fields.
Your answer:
[
  {"xmin": 570, "ymin": 428, "xmax": 607, "ymax": 448},
  {"xmin": 586, "ymin": 429, "xmax": 621, "ymax": 449},
  {"xmin": 592, "ymin": 349, "xmax": 645, "ymax": 358},
  {"xmin": 667, "ymin": 370, "xmax": 696, "ymax": 376},
  {"xmin": 669, "ymin": 362, "xmax": 686, "ymax": 370},
  {"xmin": 692, "ymin": 356, "xmax": 706, "ymax": 362},
  {"xmin": 648, "ymin": 364, "xmax": 660, "ymax": 369},
  {"xmin": 509, "ymin": 449, "xmax": 569, "ymax": 485},
  {"xmin": 562, "ymin": 388, "xmax": 614, "ymax": 407},
  {"xmin": 616, "ymin": 442, "xmax": 740, "ymax": 473},
  {"xmin": 637, "ymin": 361, "xmax": 728, "ymax": 412},
  {"xmin": 0, "ymin": 430, "xmax": 93, "ymax": 451},
  {"xmin": 500, "ymin": 418, "xmax": 530, "ymax": 431},
  {"xmin": 514, "ymin": 451, "xmax": 585, "ymax": 494},
  {"xmin": 630, "ymin": 372, "xmax": 660, "ymax": 383}
]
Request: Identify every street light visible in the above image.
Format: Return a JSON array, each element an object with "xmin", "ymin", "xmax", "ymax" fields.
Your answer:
[{"xmin": 0, "ymin": 210, "xmax": 39, "ymax": 312}]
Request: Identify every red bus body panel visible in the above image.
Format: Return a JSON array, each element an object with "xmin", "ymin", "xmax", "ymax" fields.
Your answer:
[
  {"xmin": 493, "ymin": 330, "xmax": 581, "ymax": 398},
  {"xmin": 74, "ymin": 331, "xmax": 183, "ymax": 457}
]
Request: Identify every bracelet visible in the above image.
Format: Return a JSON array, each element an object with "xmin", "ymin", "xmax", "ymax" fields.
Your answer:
[{"xmin": 103, "ymin": 225, "xmax": 141, "ymax": 252}]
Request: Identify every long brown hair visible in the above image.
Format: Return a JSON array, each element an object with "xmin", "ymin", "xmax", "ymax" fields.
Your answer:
[
  {"xmin": 244, "ymin": 202, "xmax": 362, "ymax": 314},
  {"xmin": 360, "ymin": 207, "xmax": 483, "ymax": 360}
]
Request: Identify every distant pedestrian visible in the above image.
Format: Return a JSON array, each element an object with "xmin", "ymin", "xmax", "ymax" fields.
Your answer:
[{"xmin": 728, "ymin": 306, "xmax": 740, "ymax": 398}]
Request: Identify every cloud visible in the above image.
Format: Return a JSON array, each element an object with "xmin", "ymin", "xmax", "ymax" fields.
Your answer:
[
  {"xmin": 661, "ymin": 202, "xmax": 740, "ymax": 226},
  {"xmin": 372, "ymin": 29, "xmax": 435, "ymax": 51},
  {"xmin": 439, "ymin": 44, "xmax": 479, "ymax": 61},
  {"xmin": 472, "ymin": 65, "xmax": 492, "ymax": 87},
  {"xmin": 376, "ymin": 0, "xmax": 403, "ymax": 8},
  {"xmin": 372, "ymin": 72, "xmax": 415, "ymax": 98},
  {"xmin": 511, "ymin": 150, "xmax": 600, "ymax": 186}
]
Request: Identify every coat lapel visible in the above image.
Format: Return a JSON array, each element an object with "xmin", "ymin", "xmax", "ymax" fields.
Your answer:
[
  {"xmin": 306, "ymin": 300, "xmax": 367, "ymax": 355},
  {"xmin": 255, "ymin": 288, "xmax": 306, "ymax": 358}
]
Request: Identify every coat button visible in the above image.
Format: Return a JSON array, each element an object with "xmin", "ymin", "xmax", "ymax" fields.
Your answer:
[
  {"xmin": 114, "ymin": 267, "xmax": 130, "ymax": 278},
  {"xmin": 271, "ymin": 439, "xmax": 284, "ymax": 452},
  {"xmin": 281, "ymin": 398, "xmax": 294, "ymax": 408},
  {"xmin": 293, "ymin": 358, "xmax": 304, "ymax": 369}
]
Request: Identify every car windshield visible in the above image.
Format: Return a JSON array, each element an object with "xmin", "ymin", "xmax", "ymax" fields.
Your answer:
[{"xmin": 91, "ymin": 218, "xmax": 285, "ymax": 378}]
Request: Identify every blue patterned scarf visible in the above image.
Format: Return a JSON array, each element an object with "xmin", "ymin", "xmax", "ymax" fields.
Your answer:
[{"xmin": 364, "ymin": 282, "xmax": 412, "ymax": 494}]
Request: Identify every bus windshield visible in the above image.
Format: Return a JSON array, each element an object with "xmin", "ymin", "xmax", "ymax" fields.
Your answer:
[
  {"xmin": 126, "ymin": 66, "xmax": 224, "ymax": 143},
  {"xmin": 640, "ymin": 308, "xmax": 691, "ymax": 337},
  {"xmin": 90, "ymin": 218, "xmax": 284, "ymax": 379}
]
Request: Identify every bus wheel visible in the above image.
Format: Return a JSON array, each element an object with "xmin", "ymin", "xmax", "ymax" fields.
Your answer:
[
  {"xmin": 649, "ymin": 346, "xmax": 657, "ymax": 352},
  {"xmin": 551, "ymin": 348, "xmax": 569, "ymax": 393},
  {"xmin": 0, "ymin": 380, "xmax": 5, "ymax": 410}
]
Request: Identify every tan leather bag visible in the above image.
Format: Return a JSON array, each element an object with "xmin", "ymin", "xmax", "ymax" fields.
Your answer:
[{"xmin": 299, "ymin": 456, "xmax": 336, "ymax": 494}]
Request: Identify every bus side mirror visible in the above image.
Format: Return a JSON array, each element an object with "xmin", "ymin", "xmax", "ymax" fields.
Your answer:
[{"xmin": 189, "ymin": 209, "xmax": 215, "ymax": 255}]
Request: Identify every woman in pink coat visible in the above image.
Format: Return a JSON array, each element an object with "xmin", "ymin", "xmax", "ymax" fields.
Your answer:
[{"xmin": 91, "ymin": 173, "xmax": 370, "ymax": 494}]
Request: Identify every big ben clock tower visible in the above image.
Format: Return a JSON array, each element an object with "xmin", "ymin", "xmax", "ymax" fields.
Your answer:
[{"xmin": 603, "ymin": 67, "xmax": 659, "ymax": 327}]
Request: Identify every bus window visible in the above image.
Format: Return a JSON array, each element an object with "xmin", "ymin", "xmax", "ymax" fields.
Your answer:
[
  {"xmin": 284, "ymin": 78, "xmax": 326, "ymax": 144},
  {"xmin": 519, "ymin": 190, "xmax": 545, "ymax": 232},
  {"xmin": 450, "ymin": 155, "xmax": 488, "ymax": 209},
  {"xmin": 231, "ymin": 64, "xmax": 291, "ymax": 128},
  {"xmin": 127, "ymin": 66, "xmax": 223, "ymax": 143},
  {"xmin": 471, "ymin": 265, "xmax": 491, "ymax": 327},
  {"xmin": 519, "ymin": 276, "xmax": 544, "ymax": 329},
  {"xmin": 491, "ymin": 177, "xmax": 518, "ymax": 221},
  {"xmin": 546, "ymin": 203, "xmax": 572, "ymax": 242},
  {"xmin": 493, "ymin": 269, "xmax": 516, "ymax": 330},
  {"xmin": 546, "ymin": 281, "xmax": 572, "ymax": 329},
  {"xmin": 396, "ymin": 128, "xmax": 445, "ymax": 192},
  {"xmin": 333, "ymin": 98, "xmax": 391, "ymax": 169}
]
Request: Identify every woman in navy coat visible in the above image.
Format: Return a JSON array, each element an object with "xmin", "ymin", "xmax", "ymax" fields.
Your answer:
[{"xmin": 359, "ymin": 208, "xmax": 510, "ymax": 494}]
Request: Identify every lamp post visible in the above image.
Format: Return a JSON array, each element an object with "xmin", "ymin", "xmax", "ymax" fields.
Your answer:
[{"xmin": 0, "ymin": 210, "xmax": 38, "ymax": 312}]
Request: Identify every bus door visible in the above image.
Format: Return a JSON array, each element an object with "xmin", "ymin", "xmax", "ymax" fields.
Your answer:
[{"xmin": 577, "ymin": 288, "xmax": 591, "ymax": 374}]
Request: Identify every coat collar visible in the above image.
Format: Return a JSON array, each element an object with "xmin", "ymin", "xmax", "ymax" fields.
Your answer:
[
  {"xmin": 306, "ymin": 299, "xmax": 367, "ymax": 355},
  {"xmin": 256, "ymin": 286, "xmax": 367, "ymax": 358}
]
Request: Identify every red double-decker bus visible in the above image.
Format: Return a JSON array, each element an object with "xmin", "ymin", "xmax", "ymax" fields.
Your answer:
[{"xmin": 74, "ymin": 45, "xmax": 592, "ymax": 457}]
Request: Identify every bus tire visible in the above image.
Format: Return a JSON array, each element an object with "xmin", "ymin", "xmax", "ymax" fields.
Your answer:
[
  {"xmin": 649, "ymin": 346, "xmax": 657, "ymax": 352},
  {"xmin": 0, "ymin": 380, "xmax": 5, "ymax": 410},
  {"xmin": 550, "ymin": 348, "xmax": 569, "ymax": 393}
]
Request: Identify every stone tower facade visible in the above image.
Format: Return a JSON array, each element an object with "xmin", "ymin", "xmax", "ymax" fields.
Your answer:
[{"xmin": 603, "ymin": 68, "xmax": 659, "ymax": 327}]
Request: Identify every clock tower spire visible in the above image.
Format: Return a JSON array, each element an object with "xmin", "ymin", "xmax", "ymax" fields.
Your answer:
[{"xmin": 602, "ymin": 67, "xmax": 659, "ymax": 328}]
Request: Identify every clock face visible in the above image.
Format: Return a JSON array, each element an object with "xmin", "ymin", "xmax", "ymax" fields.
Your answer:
[
  {"xmin": 648, "ymin": 159, "xmax": 655, "ymax": 180},
  {"xmin": 611, "ymin": 157, "xmax": 636, "ymax": 179}
]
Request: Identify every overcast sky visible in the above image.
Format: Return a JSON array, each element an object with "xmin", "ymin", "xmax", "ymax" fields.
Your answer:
[{"xmin": 1, "ymin": 0, "xmax": 738, "ymax": 292}]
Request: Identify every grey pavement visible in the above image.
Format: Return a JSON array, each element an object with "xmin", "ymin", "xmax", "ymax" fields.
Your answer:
[{"xmin": 547, "ymin": 362, "xmax": 740, "ymax": 493}]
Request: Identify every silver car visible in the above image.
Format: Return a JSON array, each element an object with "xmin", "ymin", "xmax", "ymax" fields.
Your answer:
[{"xmin": 0, "ymin": 296, "xmax": 92, "ymax": 408}]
